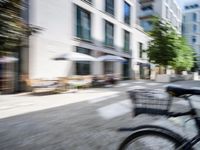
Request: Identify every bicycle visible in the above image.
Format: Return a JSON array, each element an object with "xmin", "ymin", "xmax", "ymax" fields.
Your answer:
[{"xmin": 118, "ymin": 85, "xmax": 200, "ymax": 150}]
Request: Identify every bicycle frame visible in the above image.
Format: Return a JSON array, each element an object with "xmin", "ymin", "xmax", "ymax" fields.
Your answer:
[
  {"xmin": 169, "ymin": 95, "xmax": 200, "ymax": 149},
  {"xmin": 118, "ymin": 94, "xmax": 200, "ymax": 149}
]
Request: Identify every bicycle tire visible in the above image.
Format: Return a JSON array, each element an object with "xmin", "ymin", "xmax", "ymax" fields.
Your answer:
[{"xmin": 118, "ymin": 125, "xmax": 190, "ymax": 150}]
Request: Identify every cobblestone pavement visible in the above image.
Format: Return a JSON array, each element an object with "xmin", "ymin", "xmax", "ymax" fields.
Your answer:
[{"xmin": 0, "ymin": 80, "xmax": 200, "ymax": 150}]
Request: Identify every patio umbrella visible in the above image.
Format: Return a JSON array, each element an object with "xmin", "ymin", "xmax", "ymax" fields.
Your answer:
[
  {"xmin": 97, "ymin": 55, "xmax": 126, "ymax": 62},
  {"xmin": 54, "ymin": 52, "xmax": 97, "ymax": 61},
  {"xmin": 0, "ymin": 56, "xmax": 18, "ymax": 63}
]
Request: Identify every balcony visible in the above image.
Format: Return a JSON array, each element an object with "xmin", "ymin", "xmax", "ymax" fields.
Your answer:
[
  {"xmin": 139, "ymin": 10, "xmax": 156, "ymax": 19},
  {"xmin": 139, "ymin": 0, "xmax": 154, "ymax": 4},
  {"xmin": 81, "ymin": 0, "xmax": 93, "ymax": 5}
]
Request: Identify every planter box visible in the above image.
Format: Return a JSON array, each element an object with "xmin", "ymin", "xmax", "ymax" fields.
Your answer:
[
  {"xmin": 155, "ymin": 74, "xmax": 171, "ymax": 83},
  {"xmin": 155, "ymin": 74, "xmax": 190, "ymax": 83}
]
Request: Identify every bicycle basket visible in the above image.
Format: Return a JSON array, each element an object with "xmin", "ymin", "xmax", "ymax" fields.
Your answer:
[{"xmin": 128, "ymin": 89, "xmax": 172, "ymax": 116}]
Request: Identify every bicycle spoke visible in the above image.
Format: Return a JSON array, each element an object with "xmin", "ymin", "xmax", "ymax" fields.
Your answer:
[{"xmin": 125, "ymin": 135, "xmax": 176, "ymax": 150}]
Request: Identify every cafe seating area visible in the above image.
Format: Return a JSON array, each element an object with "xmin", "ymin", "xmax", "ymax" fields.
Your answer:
[{"xmin": 22, "ymin": 74, "xmax": 121, "ymax": 95}]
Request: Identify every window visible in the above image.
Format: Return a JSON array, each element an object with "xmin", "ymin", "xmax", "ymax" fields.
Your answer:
[
  {"xmin": 193, "ymin": 13, "xmax": 197, "ymax": 22},
  {"xmin": 183, "ymin": 16, "xmax": 186, "ymax": 21},
  {"xmin": 105, "ymin": 0, "xmax": 114, "ymax": 15},
  {"xmin": 141, "ymin": 20, "xmax": 152, "ymax": 32},
  {"xmin": 76, "ymin": 6, "xmax": 91, "ymax": 40},
  {"xmin": 170, "ymin": 12, "xmax": 173, "ymax": 21},
  {"xmin": 76, "ymin": 47, "xmax": 91, "ymax": 75},
  {"xmin": 182, "ymin": 24, "xmax": 185, "ymax": 33},
  {"xmin": 105, "ymin": 21, "xmax": 114, "ymax": 47},
  {"xmin": 139, "ymin": 42, "xmax": 143, "ymax": 58},
  {"xmin": 124, "ymin": 2, "xmax": 131, "ymax": 25},
  {"xmin": 124, "ymin": 30, "xmax": 130, "ymax": 52},
  {"xmin": 165, "ymin": 6, "xmax": 169, "ymax": 19},
  {"xmin": 192, "ymin": 36, "xmax": 196, "ymax": 43},
  {"xmin": 193, "ymin": 24, "xmax": 197, "ymax": 33},
  {"xmin": 141, "ymin": 5, "xmax": 153, "ymax": 11},
  {"xmin": 82, "ymin": 0, "xmax": 92, "ymax": 4}
]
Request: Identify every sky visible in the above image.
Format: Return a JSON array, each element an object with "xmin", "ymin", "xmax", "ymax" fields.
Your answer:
[{"xmin": 175, "ymin": 0, "xmax": 200, "ymax": 9}]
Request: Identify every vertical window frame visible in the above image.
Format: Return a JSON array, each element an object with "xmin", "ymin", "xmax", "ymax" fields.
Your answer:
[
  {"xmin": 76, "ymin": 47, "xmax": 91, "ymax": 75},
  {"xmin": 76, "ymin": 6, "xmax": 91, "ymax": 41},
  {"xmin": 105, "ymin": 20, "xmax": 114, "ymax": 47},
  {"xmin": 124, "ymin": 30, "xmax": 130, "ymax": 52},
  {"xmin": 124, "ymin": 1, "xmax": 131, "ymax": 25},
  {"xmin": 105, "ymin": 0, "xmax": 115, "ymax": 16}
]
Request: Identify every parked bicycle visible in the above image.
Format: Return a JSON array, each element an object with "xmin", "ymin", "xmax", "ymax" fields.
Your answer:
[{"xmin": 118, "ymin": 85, "xmax": 200, "ymax": 150}]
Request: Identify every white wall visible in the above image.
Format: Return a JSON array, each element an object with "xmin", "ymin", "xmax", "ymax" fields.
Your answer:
[
  {"xmin": 28, "ymin": 0, "xmax": 150, "ymax": 79},
  {"xmin": 29, "ymin": 0, "xmax": 73, "ymax": 79},
  {"xmin": 131, "ymin": 28, "xmax": 151, "ymax": 79}
]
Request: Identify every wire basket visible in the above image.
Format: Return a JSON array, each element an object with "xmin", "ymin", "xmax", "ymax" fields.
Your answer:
[{"xmin": 128, "ymin": 89, "xmax": 172, "ymax": 116}]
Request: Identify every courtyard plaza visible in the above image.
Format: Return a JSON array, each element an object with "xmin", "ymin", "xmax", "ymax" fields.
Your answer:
[{"xmin": 0, "ymin": 80, "xmax": 200, "ymax": 149}]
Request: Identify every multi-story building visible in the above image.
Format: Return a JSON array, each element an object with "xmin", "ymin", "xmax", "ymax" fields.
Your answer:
[
  {"xmin": 138, "ymin": 0, "xmax": 182, "ymax": 33},
  {"xmin": 182, "ymin": 2, "xmax": 200, "ymax": 69},
  {"xmin": 22, "ymin": 0, "xmax": 150, "ymax": 80}
]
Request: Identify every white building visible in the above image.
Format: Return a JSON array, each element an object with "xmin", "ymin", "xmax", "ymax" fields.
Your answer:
[
  {"xmin": 24, "ymin": 0, "xmax": 150, "ymax": 80},
  {"xmin": 138, "ymin": 0, "xmax": 182, "ymax": 33},
  {"xmin": 182, "ymin": 2, "xmax": 200, "ymax": 69}
]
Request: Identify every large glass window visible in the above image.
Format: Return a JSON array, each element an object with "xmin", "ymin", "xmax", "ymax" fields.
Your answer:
[
  {"xmin": 76, "ymin": 6, "xmax": 91, "ymax": 40},
  {"xmin": 192, "ymin": 36, "xmax": 196, "ymax": 43},
  {"xmin": 193, "ymin": 24, "xmax": 197, "ymax": 33},
  {"xmin": 141, "ymin": 5, "xmax": 153, "ymax": 11},
  {"xmin": 124, "ymin": 30, "xmax": 130, "ymax": 52},
  {"xmin": 193, "ymin": 13, "xmax": 197, "ymax": 22},
  {"xmin": 76, "ymin": 47, "xmax": 91, "ymax": 75},
  {"xmin": 105, "ymin": 21, "xmax": 114, "ymax": 47},
  {"xmin": 140, "ymin": 20, "xmax": 152, "ymax": 32},
  {"xmin": 183, "ymin": 16, "xmax": 186, "ymax": 21},
  {"xmin": 124, "ymin": 2, "xmax": 131, "ymax": 25},
  {"xmin": 105, "ymin": 0, "xmax": 114, "ymax": 15}
]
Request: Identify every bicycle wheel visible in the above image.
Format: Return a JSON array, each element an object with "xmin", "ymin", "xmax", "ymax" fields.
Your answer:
[{"xmin": 118, "ymin": 125, "xmax": 187, "ymax": 150}]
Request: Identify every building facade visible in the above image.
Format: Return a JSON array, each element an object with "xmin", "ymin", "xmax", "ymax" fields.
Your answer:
[
  {"xmin": 25, "ymin": 0, "xmax": 150, "ymax": 80},
  {"xmin": 138, "ymin": 0, "xmax": 182, "ymax": 33},
  {"xmin": 182, "ymin": 2, "xmax": 200, "ymax": 69}
]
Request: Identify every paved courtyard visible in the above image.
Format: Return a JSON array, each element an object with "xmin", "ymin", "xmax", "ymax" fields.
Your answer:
[{"xmin": 0, "ymin": 80, "xmax": 200, "ymax": 150}]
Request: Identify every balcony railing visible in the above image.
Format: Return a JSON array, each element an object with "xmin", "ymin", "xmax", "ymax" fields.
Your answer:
[
  {"xmin": 81, "ymin": 0, "xmax": 93, "ymax": 5},
  {"xmin": 139, "ymin": 10, "xmax": 157, "ymax": 19},
  {"xmin": 139, "ymin": 0, "xmax": 154, "ymax": 4}
]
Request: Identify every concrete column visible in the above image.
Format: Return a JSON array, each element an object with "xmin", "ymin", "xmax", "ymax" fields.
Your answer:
[
  {"xmin": 114, "ymin": 62, "xmax": 122, "ymax": 77},
  {"xmin": 132, "ymin": 61, "xmax": 140, "ymax": 80},
  {"xmin": 91, "ymin": 51, "xmax": 103, "ymax": 75}
]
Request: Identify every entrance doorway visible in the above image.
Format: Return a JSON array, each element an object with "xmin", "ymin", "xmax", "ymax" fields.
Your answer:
[
  {"xmin": 122, "ymin": 59, "xmax": 130, "ymax": 80},
  {"xmin": 104, "ymin": 62, "xmax": 114, "ymax": 74}
]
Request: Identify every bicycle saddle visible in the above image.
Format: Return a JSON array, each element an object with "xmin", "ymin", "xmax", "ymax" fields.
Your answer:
[{"xmin": 166, "ymin": 85, "xmax": 200, "ymax": 97}]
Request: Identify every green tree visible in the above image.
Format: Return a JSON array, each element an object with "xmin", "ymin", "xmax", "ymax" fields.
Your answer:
[
  {"xmin": 147, "ymin": 17, "xmax": 194, "ymax": 73},
  {"xmin": 0, "ymin": 0, "xmax": 27, "ymax": 52},
  {"xmin": 170, "ymin": 37, "xmax": 194, "ymax": 73},
  {"xmin": 147, "ymin": 17, "xmax": 178, "ymax": 69}
]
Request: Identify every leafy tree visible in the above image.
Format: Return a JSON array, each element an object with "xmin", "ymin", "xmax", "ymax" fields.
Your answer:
[
  {"xmin": 147, "ymin": 17, "xmax": 178, "ymax": 69},
  {"xmin": 0, "ymin": 0, "xmax": 27, "ymax": 52},
  {"xmin": 0, "ymin": 0, "xmax": 41, "ymax": 57},
  {"xmin": 147, "ymin": 17, "xmax": 194, "ymax": 73},
  {"xmin": 170, "ymin": 37, "xmax": 194, "ymax": 73}
]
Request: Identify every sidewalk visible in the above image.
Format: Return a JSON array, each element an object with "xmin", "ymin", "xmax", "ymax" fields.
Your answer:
[
  {"xmin": 0, "ymin": 89, "xmax": 121, "ymax": 119},
  {"xmin": 0, "ymin": 80, "xmax": 199, "ymax": 119}
]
